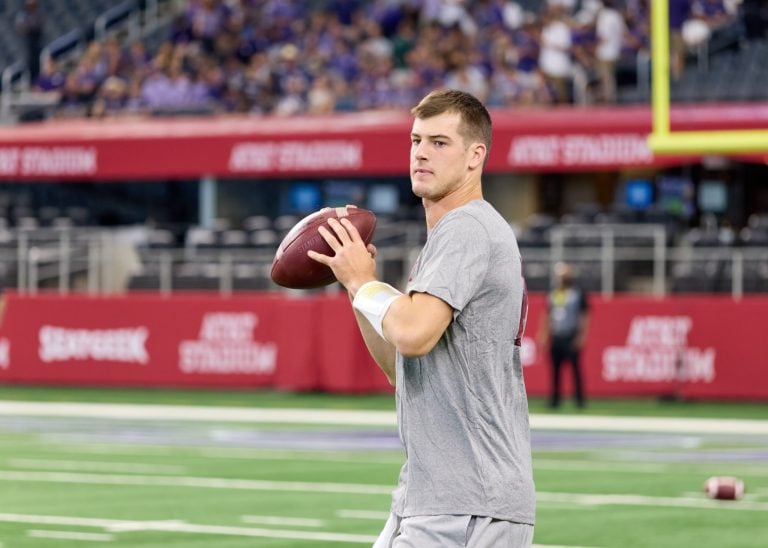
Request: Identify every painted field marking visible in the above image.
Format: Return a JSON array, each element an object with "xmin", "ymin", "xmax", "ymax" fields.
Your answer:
[
  {"xmin": 28, "ymin": 529, "xmax": 113, "ymax": 542},
  {"xmin": 8, "ymin": 458, "xmax": 185, "ymax": 475},
  {"xmin": 337, "ymin": 509, "xmax": 390, "ymax": 520},
  {"xmin": 606, "ymin": 455, "xmax": 768, "ymax": 477},
  {"xmin": 37, "ymin": 441, "xmax": 403, "ymax": 464},
  {"xmin": 2, "ymin": 400, "xmax": 768, "ymax": 435},
  {"xmin": 336, "ymin": 512, "xmax": 599, "ymax": 548},
  {"xmin": 534, "ymin": 459, "xmax": 672, "ymax": 474},
  {"xmin": 536, "ymin": 459, "xmax": 768, "ymax": 477},
  {"xmin": 0, "ymin": 401, "xmax": 396, "ymax": 426},
  {"xmin": 10, "ymin": 512, "xmax": 597, "ymax": 548},
  {"xmin": 198, "ymin": 448, "xmax": 404, "ymax": 465},
  {"xmin": 241, "ymin": 515, "xmax": 325, "ymax": 528},
  {"xmin": 537, "ymin": 491, "xmax": 768, "ymax": 511},
  {"xmin": 48, "ymin": 443, "xmax": 179, "ymax": 456},
  {"xmin": 0, "ymin": 513, "xmax": 378, "ymax": 545},
  {"xmin": 534, "ymin": 545, "xmax": 600, "ymax": 548},
  {"xmin": 0, "ymin": 469, "xmax": 766, "ymax": 512},
  {"xmin": 0, "ymin": 470, "xmax": 393, "ymax": 495}
]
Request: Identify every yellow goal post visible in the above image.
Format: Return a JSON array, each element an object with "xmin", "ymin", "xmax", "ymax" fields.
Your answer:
[{"xmin": 648, "ymin": 0, "xmax": 768, "ymax": 154}]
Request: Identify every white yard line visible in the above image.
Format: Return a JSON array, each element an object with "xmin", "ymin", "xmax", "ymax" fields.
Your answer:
[
  {"xmin": 0, "ymin": 401, "xmax": 396, "ymax": 426},
  {"xmin": 337, "ymin": 509, "xmax": 390, "ymax": 520},
  {"xmin": 531, "ymin": 414, "xmax": 768, "ymax": 435},
  {"xmin": 537, "ymin": 491, "xmax": 768, "ymax": 511},
  {"xmin": 28, "ymin": 529, "xmax": 114, "ymax": 542},
  {"xmin": 197, "ymin": 448, "xmax": 404, "ymax": 464},
  {"xmin": 8, "ymin": 458, "xmax": 185, "ymax": 475},
  {"xmin": 0, "ymin": 513, "xmax": 377, "ymax": 544},
  {"xmin": 1, "ymin": 400, "xmax": 768, "ymax": 434},
  {"xmin": 241, "ymin": 515, "xmax": 325, "ymax": 527},
  {"xmin": 0, "ymin": 470, "xmax": 393, "ymax": 495},
  {"xmin": 534, "ymin": 545, "xmax": 600, "ymax": 548},
  {"xmin": 7, "ymin": 511, "xmax": 596, "ymax": 547},
  {"xmin": 0, "ymin": 469, "xmax": 764, "ymax": 512},
  {"xmin": 534, "ymin": 459, "xmax": 673, "ymax": 474},
  {"xmin": 535, "ymin": 459, "xmax": 768, "ymax": 476}
]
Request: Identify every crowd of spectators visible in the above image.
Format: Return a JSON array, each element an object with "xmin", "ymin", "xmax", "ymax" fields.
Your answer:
[{"xmin": 27, "ymin": 0, "xmax": 748, "ymax": 119}]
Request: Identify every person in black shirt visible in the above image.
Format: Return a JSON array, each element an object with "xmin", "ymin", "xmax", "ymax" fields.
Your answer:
[{"xmin": 539, "ymin": 262, "xmax": 590, "ymax": 409}]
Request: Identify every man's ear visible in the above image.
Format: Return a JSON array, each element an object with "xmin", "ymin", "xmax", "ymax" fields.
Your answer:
[{"xmin": 468, "ymin": 142, "xmax": 486, "ymax": 170}]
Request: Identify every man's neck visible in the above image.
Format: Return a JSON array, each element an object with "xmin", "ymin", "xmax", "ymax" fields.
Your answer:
[{"xmin": 423, "ymin": 181, "xmax": 483, "ymax": 230}]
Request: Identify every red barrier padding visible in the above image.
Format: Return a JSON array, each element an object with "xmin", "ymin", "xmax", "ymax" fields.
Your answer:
[
  {"xmin": 0, "ymin": 104, "xmax": 766, "ymax": 180},
  {"xmin": 520, "ymin": 294, "xmax": 768, "ymax": 400},
  {"xmin": 0, "ymin": 292, "xmax": 766, "ymax": 399}
]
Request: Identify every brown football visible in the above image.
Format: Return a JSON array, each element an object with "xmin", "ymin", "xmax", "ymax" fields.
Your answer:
[
  {"xmin": 703, "ymin": 476, "xmax": 745, "ymax": 500},
  {"xmin": 270, "ymin": 206, "xmax": 377, "ymax": 289}
]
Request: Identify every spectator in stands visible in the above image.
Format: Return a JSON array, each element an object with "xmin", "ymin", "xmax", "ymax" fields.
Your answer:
[
  {"xmin": 618, "ymin": 0, "xmax": 651, "ymax": 93},
  {"xmin": 569, "ymin": 14, "xmax": 599, "ymax": 104},
  {"xmin": 512, "ymin": 16, "xmax": 542, "ymax": 74},
  {"xmin": 140, "ymin": 63, "xmax": 195, "ymax": 112},
  {"xmin": 444, "ymin": 51, "xmax": 489, "ymax": 103},
  {"xmin": 683, "ymin": 0, "xmax": 743, "ymax": 53},
  {"xmin": 595, "ymin": 0, "xmax": 626, "ymax": 102},
  {"xmin": 487, "ymin": 48, "xmax": 525, "ymax": 107},
  {"xmin": 91, "ymin": 76, "xmax": 129, "ymax": 118},
  {"xmin": 391, "ymin": 15, "xmax": 417, "ymax": 69},
  {"xmin": 55, "ymin": 73, "xmax": 90, "ymax": 118},
  {"xmin": 307, "ymin": 74, "xmax": 336, "ymax": 114},
  {"xmin": 126, "ymin": 40, "xmax": 153, "ymax": 75},
  {"xmin": 669, "ymin": 0, "xmax": 692, "ymax": 80},
  {"xmin": 539, "ymin": 4, "xmax": 574, "ymax": 103},
  {"xmin": 46, "ymin": 0, "xmax": 660, "ymax": 119},
  {"xmin": 186, "ymin": 0, "xmax": 231, "ymax": 54},
  {"xmin": 538, "ymin": 261, "xmax": 590, "ymax": 409},
  {"xmin": 274, "ymin": 73, "xmax": 308, "ymax": 116},
  {"xmin": 15, "ymin": 0, "xmax": 44, "ymax": 82},
  {"xmin": 514, "ymin": 68, "xmax": 555, "ymax": 105},
  {"xmin": 72, "ymin": 42, "xmax": 107, "ymax": 102},
  {"xmin": 500, "ymin": 0, "xmax": 528, "ymax": 30},
  {"xmin": 622, "ymin": 0, "xmax": 651, "ymax": 57},
  {"xmin": 33, "ymin": 57, "xmax": 65, "ymax": 93},
  {"xmin": 123, "ymin": 76, "xmax": 149, "ymax": 115}
]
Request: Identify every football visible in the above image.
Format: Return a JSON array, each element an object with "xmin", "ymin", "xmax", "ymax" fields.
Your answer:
[
  {"xmin": 270, "ymin": 206, "xmax": 377, "ymax": 289},
  {"xmin": 703, "ymin": 476, "xmax": 745, "ymax": 501}
]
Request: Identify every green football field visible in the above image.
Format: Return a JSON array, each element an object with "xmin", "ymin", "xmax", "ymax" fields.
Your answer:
[{"xmin": 0, "ymin": 387, "xmax": 766, "ymax": 548}]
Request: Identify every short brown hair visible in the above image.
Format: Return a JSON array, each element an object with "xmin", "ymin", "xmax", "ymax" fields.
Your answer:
[{"xmin": 411, "ymin": 89, "xmax": 492, "ymax": 153}]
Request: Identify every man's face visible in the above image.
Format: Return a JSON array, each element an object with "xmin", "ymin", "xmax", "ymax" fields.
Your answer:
[{"xmin": 410, "ymin": 111, "xmax": 475, "ymax": 202}]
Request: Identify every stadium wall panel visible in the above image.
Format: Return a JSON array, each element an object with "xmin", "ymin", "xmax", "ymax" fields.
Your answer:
[{"xmin": 0, "ymin": 293, "xmax": 765, "ymax": 400}]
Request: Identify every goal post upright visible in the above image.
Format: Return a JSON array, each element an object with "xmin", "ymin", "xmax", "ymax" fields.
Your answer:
[{"xmin": 647, "ymin": 0, "xmax": 768, "ymax": 155}]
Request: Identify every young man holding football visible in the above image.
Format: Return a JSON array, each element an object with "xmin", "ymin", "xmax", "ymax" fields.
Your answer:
[{"xmin": 308, "ymin": 89, "xmax": 535, "ymax": 547}]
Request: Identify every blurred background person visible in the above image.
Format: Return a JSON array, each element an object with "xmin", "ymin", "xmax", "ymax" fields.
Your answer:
[
  {"xmin": 538, "ymin": 261, "xmax": 590, "ymax": 409},
  {"xmin": 539, "ymin": 4, "xmax": 574, "ymax": 104},
  {"xmin": 595, "ymin": 0, "xmax": 626, "ymax": 103},
  {"xmin": 15, "ymin": 0, "xmax": 44, "ymax": 82}
]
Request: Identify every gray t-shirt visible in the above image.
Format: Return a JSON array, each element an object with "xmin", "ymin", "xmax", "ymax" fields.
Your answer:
[{"xmin": 391, "ymin": 199, "xmax": 536, "ymax": 525}]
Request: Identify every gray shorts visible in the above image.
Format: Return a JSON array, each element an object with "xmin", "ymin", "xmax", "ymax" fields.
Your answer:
[{"xmin": 373, "ymin": 512, "xmax": 534, "ymax": 548}]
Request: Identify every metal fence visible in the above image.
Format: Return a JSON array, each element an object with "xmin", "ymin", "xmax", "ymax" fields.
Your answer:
[{"xmin": 3, "ymin": 223, "xmax": 767, "ymax": 298}]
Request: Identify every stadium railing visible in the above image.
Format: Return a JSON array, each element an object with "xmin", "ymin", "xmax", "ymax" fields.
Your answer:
[{"xmin": 3, "ymin": 222, "xmax": 767, "ymax": 298}]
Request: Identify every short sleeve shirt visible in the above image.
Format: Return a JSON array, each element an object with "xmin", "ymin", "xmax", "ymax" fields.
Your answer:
[{"xmin": 391, "ymin": 200, "xmax": 536, "ymax": 525}]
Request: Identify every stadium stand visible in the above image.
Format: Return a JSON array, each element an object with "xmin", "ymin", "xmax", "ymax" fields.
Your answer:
[
  {"xmin": 1, "ymin": 0, "xmax": 765, "ymax": 125},
  {"xmin": 0, "ymin": 0, "xmax": 765, "ymax": 296}
]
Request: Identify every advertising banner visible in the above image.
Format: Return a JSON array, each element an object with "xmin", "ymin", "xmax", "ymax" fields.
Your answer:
[
  {"xmin": 0, "ymin": 293, "xmax": 765, "ymax": 399},
  {"xmin": 520, "ymin": 295, "xmax": 768, "ymax": 400},
  {"xmin": 1, "ymin": 104, "xmax": 765, "ymax": 180}
]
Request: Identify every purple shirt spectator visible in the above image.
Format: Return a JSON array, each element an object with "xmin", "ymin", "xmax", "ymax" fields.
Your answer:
[{"xmin": 669, "ymin": 0, "xmax": 692, "ymax": 30}]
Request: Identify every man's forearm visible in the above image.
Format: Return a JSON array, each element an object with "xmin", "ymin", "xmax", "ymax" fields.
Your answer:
[{"xmin": 349, "ymin": 297, "xmax": 396, "ymax": 385}]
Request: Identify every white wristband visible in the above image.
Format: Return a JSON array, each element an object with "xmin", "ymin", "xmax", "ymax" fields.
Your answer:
[{"xmin": 352, "ymin": 281, "xmax": 402, "ymax": 341}]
